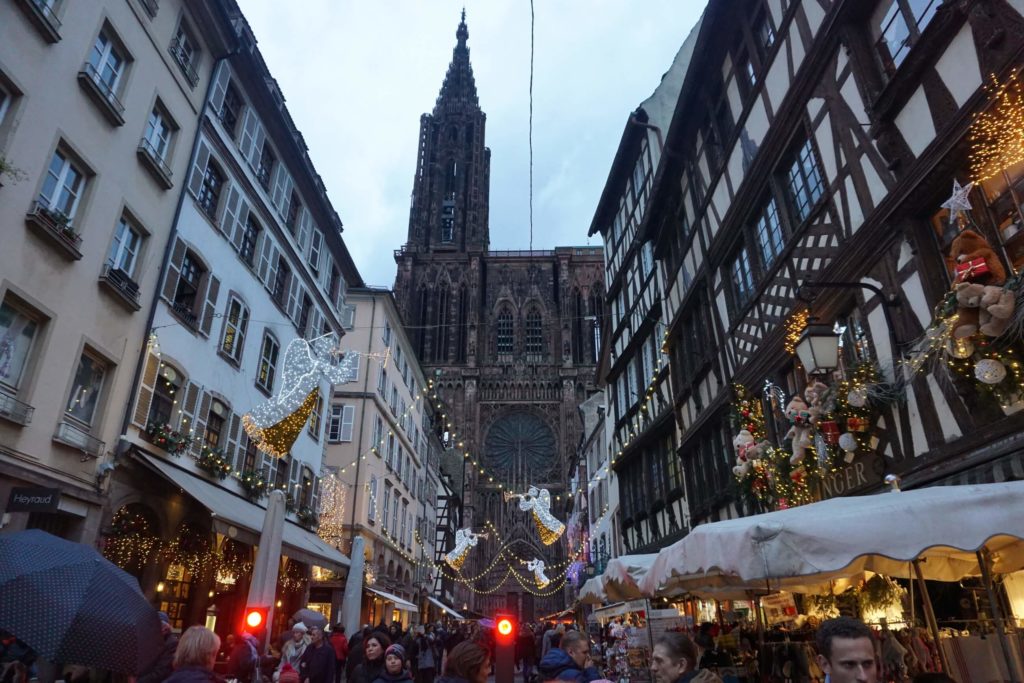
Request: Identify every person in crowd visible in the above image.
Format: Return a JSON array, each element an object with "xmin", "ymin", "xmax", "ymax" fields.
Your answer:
[
  {"xmin": 516, "ymin": 624, "xmax": 537, "ymax": 683},
  {"xmin": 165, "ymin": 626, "xmax": 222, "ymax": 683},
  {"xmin": 226, "ymin": 631, "xmax": 261, "ymax": 683},
  {"xmin": 815, "ymin": 617, "xmax": 878, "ymax": 683},
  {"xmin": 330, "ymin": 625, "xmax": 349, "ymax": 683},
  {"xmin": 347, "ymin": 626, "xmax": 370, "ymax": 682},
  {"xmin": 435, "ymin": 641, "xmax": 489, "ymax": 683},
  {"xmin": 219, "ymin": 634, "xmax": 236, "ymax": 663},
  {"xmin": 413, "ymin": 626, "xmax": 436, "ymax": 683},
  {"xmin": 279, "ymin": 663, "xmax": 301, "ymax": 683},
  {"xmin": 137, "ymin": 611, "xmax": 178, "ymax": 683},
  {"xmin": 352, "ymin": 632, "xmax": 392, "ymax": 683},
  {"xmin": 538, "ymin": 630, "xmax": 600, "ymax": 683},
  {"xmin": 372, "ymin": 644, "xmax": 413, "ymax": 683},
  {"xmin": 276, "ymin": 623, "xmax": 312, "ymax": 681},
  {"xmin": 400, "ymin": 628, "xmax": 418, "ymax": 679},
  {"xmin": 388, "ymin": 624, "xmax": 403, "ymax": 646},
  {"xmin": 649, "ymin": 632, "xmax": 721, "ymax": 683},
  {"xmin": 300, "ymin": 626, "xmax": 337, "ymax": 683}
]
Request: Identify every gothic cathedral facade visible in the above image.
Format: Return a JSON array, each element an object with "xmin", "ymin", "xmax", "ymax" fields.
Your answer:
[{"xmin": 393, "ymin": 14, "xmax": 604, "ymax": 618}]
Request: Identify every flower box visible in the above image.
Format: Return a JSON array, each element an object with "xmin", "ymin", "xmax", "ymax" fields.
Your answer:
[
  {"xmin": 239, "ymin": 469, "xmax": 269, "ymax": 501},
  {"xmin": 145, "ymin": 421, "xmax": 191, "ymax": 455},
  {"xmin": 196, "ymin": 447, "xmax": 233, "ymax": 480}
]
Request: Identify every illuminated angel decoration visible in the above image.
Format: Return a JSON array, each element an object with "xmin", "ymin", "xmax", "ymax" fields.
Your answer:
[
  {"xmin": 525, "ymin": 558, "xmax": 550, "ymax": 588},
  {"xmin": 243, "ymin": 334, "xmax": 358, "ymax": 458},
  {"xmin": 505, "ymin": 486, "xmax": 565, "ymax": 545},
  {"xmin": 444, "ymin": 528, "xmax": 481, "ymax": 570}
]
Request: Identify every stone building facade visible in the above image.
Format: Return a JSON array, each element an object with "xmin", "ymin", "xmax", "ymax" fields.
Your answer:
[{"xmin": 393, "ymin": 14, "xmax": 604, "ymax": 618}]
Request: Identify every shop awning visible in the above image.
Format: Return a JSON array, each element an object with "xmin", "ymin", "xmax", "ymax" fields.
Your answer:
[
  {"xmin": 426, "ymin": 596, "xmax": 464, "ymax": 619},
  {"xmin": 136, "ymin": 452, "xmax": 349, "ymax": 571},
  {"xmin": 640, "ymin": 481, "xmax": 1024, "ymax": 597},
  {"xmin": 367, "ymin": 587, "xmax": 419, "ymax": 612}
]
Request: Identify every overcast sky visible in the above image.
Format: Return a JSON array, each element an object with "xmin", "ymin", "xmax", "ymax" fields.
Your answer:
[{"xmin": 239, "ymin": 1, "xmax": 705, "ymax": 287}]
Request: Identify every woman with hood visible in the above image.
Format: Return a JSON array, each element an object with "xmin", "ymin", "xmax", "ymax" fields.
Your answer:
[
  {"xmin": 371, "ymin": 644, "xmax": 413, "ymax": 683},
  {"xmin": 276, "ymin": 623, "xmax": 312, "ymax": 681},
  {"xmin": 352, "ymin": 632, "xmax": 392, "ymax": 683},
  {"xmin": 435, "ymin": 641, "xmax": 489, "ymax": 683},
  {"xmin": 165, "ymin": 626, "xmax": 224, "ymax": 683}
]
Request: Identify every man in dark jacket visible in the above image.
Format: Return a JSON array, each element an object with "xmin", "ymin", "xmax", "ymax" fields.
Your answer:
[
  {"xmin": 299, "ymin": 626, "xmax": 336, "ymax": 683},
  {"xmin": 137, "ymin": 612, "xmax": 178, "ymax": 683},
  {"xmin": 537, "ymin": 631, "xmax": 600, "ymax": 683},
  {"xmin": 516, "ymin": 624, "xmax": 537, "ymax": 682}
]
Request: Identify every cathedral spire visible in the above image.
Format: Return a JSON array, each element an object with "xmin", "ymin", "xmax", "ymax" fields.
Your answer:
[{"xmin": 434, "ymin": 10, "xmax": 479, "ymax": 115}]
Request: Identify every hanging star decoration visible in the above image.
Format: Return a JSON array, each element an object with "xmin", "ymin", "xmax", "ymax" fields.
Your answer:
[
  {"xmin": 505, "ymin": 486, "xmax": 565, "ymax": 545},
  {"xmin": 525, "ymin": 558, "xmax": 550, "ymax": 589},
  {"xmin": 243, "ymin": 334, "xmax": 358, "ymax": 458},
  {"xmin": 445, "ymin": 528, "xmax": 482, "ymax": 570},
  {"xmin": 940, "ymin": 179, "xmax": 974, "ymax": 226}
]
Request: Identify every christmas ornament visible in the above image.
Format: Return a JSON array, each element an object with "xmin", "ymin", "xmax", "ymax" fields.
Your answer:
[
  {"xmin": 847, "ymin": 387, "xmax": 868, "ymax": 408},
  {"xmin": 940, "ymin": 179, "xmax": 974, "ymax": 224},
  {"xmin": 445, "ymin": 528, "xmax": 482, "ymax": 570},
  {"xmin": 975, "ymin": 358, "xmax": 1007, "ymax": 384},
  {"xmin": 838, "ymin": 432, "xmax": 858, "ymax": 463},
  {"xmin": 525, "ymin": 558, "xmax": 550, "ymax": 588},
  {"xmin": 243, "ymin": 334, "xmax": 358, "ymax": 458},
  {"xmin": 946, "ymin": 337, "xmax": 975, "ymax": 359},
  {"xmin": 506, "ymin": 487, "xmax": 565, "ymax": 545}
]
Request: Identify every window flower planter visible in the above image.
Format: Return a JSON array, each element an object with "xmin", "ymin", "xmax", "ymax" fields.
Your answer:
[
  {"xmin": 239, "ymin": 469, "xmax": 269, "ymax": 501},
  {"xmin": 145, "ymin": 421, "xmax": 191, "ymax": 455},
  {"xmin": 25, "ymin": 202, "xmax": 83, "ymax": 260},
  {"xmin": 195, "ymin": 446, "xmax": 232, "ymax": 480}
]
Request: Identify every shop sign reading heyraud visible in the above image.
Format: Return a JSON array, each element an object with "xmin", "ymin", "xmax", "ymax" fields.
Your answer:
[{"xmin": 819, "ymin": 454, "xmax": 884, "ymax": 499}]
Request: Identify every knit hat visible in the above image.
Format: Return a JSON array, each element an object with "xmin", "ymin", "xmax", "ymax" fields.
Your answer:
[
  {"xmin": 385, "ymin": 644, "xmax": 406, "ymax": 661},
  {"xmin": 279, "ymin": 664, "xmax": 300, "ymax": 683},
  {"xmin": 292, "ymin": 622, "xmax": 309, "ymax": 633}
]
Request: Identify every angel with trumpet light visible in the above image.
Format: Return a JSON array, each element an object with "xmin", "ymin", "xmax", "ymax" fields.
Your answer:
[
  {"xmin": 525, "ymin": 558, "xmax": 550, "ymax": 588},
  {"xmin": 445, "ymin": 528, "xmax": 487, "ymax": 570},
  {"xmin": 505, "ymin": 487, "xmax": 565, "ymax": 545}
]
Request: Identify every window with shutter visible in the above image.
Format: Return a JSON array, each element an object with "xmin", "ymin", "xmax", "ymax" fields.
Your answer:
[
  {"xmin": 256, "ymin": 234, "xmax": 276, "ymax": 284},
  {"xmin": 341, "ymin": 405, "xmax": 355, "ymax": 442},
  {"xmin": 161, "ymin": 238, "xmax": 187, "ymax": 303},
  {"xmin": 187, "ymin": 140, "xmax": 211, "ymax": 199},
  {"xmin": 297, "ymin": 209, "xmax": 312, "ymax": 254},
  {"xmin": 200, "ymin": 275, "xmax": 221, "ymax": 337},
  {"xmin": 368, "ymin": 476, "xmax": 378, "ymax": 523},
  {"xmin": 190, "ymin": 391, "xmax": 212, "ymax": 456},
  {"xmin": 232, "ymin": 199, "xmax": 252, "ymax": 253},
  {"xmin": 225, "ymin": 412, "xmax": 242, "ymax": 469},
  {"xmin": 238, "ymin": 109, "xmax": 258, "ymax": 159},
  {"xmin": 176, "ymin": 381, "xmax": 201, "ymax": 437},
  {"xmin": 131, "ymin": 352, "xmax": 160, "ymax": 427},
  {"xmin": 308, "ymin": 230, "xmax": 322, "ymax": 273},
  {"xmin": 247, "ymin": 122, "xmax": 266, "ymax": 170},
  {"xmin": 327, "ymin": 404, "xmax": 344, "ymax": 442},
  {"xmin": 208, "ymin": 62, "xmax": 231, "ymax": 117}
]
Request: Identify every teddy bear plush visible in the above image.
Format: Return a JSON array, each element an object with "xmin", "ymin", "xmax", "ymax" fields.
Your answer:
[
  {"xmin": 979, "ymin": 284, "xmax": 1016, "ymax": 337},
  {"xmin": 949, "ymin": 229, "xmax": 1006, "ymax": 286},
  {"xmin": 785, "ymin": 395, "xmax": 815, "ymax": 465},
  {"xmin": 952, "ymin": 282, "xmax": 986, "ymax": 339}
]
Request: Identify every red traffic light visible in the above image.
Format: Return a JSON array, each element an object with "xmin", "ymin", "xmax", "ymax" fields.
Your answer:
[
  {"xmin": 497, "ymin": 618, "xmax": 513, "ymax": 636},
  {"xmin": 244, "ymin": 606, "xmax": 268, "ymax": 630}
]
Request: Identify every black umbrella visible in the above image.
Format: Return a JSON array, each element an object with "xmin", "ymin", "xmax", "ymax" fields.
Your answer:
[
  {"xmin": 0, "ymin": 529, "xmax": 163, "ymax": 674},
  {"xmin": 292, "ymin": 608, "xmax": 328, "ymax": 630}
]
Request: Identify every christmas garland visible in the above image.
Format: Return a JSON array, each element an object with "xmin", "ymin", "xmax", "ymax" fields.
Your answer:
[
  {"xmin": 146, "ymin": 421, "xmax": 191, "ymax": 455},
  {"xmin": 195, "ymin": 446, "xmax": 233, "ymax": 480},
  {"xmin": 238, "ymin": 468, "xmax": 269, "ymax": 501}
]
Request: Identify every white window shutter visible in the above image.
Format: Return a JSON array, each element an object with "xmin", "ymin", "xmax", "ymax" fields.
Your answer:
[
  {"xmin": 187, "ymin": 140, "xmax": 211, "ymax": 199},
  {"xmin": 132, "ymin": 352, "xmax": 160, "ymax": 428},
  {"xmin": 200, "ymin": 275, "xmax": 221, "ymax": 337},
  {"xmin": 335, "ymin": 277, "xmax": 347, "ymax": 311},
  {"xmin": 297, "ymin": 209, "xmax": 312, "ymax": 254},
  {"xmin": 231, "ymin": 198, "xmax": 251, "ymax": 251},
  {"xmin": 319, "ymin": 253, "xmax": 333, "ymax": 291},
  {"xmin": 209, "ymin": 63, "xmax": 231, "ymax": 116},
  {"xmin": 308, "ymin": 229, "xmax": 323, "ymax": 272},
  {"xmin": 238, "ymin": 109, "xmax": 258, "ymax": 160},
  {"xmin": 264, "ymin": 245, "xmax": 281, "ymax": 292},
  {"xmin": 247, "ymin": 123, "xmax": 266, "ymax": 169},
  {"xmin": 221, "ymin": 183, "xmax": 241, "ymax": 238},
  {"xmin": 271, "ymin": 166, "xmax": 291, "ymax": 212},
  {"xmin": 286, "ymin": 278, "xmax": 301, "ymax": 322},
  {"xmin": 341, "ymin": 405, "xmax": 355, "ymax": 441},
  {"xmin": 340, "ymin": 304, "xmax": 355, "ymax": 330},
  {"xmin": 257, "ymin": 234, "xmax": 277, "ymax": 284}
]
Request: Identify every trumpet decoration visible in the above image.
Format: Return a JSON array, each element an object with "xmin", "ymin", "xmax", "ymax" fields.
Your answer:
[
  {"xmin": 445, "ymin": 528, "xmax": 484, "ymax": 570},
  {"xmin": 243, "ymin": 334, "xmax": 358, "ymax": 458},
  {"xmin": 505, "ymin": 486, "xmax": 565, "ymax": 545},
  {"xmin": 525, "ymin": 558, "xmax": 550, "ymax": 588}
]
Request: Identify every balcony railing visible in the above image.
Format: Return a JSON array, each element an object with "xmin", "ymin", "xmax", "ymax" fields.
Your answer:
[
  {"xmin": 25, "ymin": 201, "xmax": 83, "ymax": 260},
  {"xmin": 0, "ymin": 393, "xmax": 34, "ymax": 426},
  {"xmin": 168, "ymin": 38, "xmax": 199, "ymax": 88},
  {"xmin": 99, "ymin": 263, "xmax": 142, "ymax": 311},
  {"xmin": 15, "ymin": 0, "xmax": 62, "ymax": 43},
  {"xmin": 170, "ymin": 300, "xmax": 199, "ymax": 330},
  {"xmin": 137, "ymin": 138, "xmax": 173, "ymax": 189},
  {"xmin": 138, "ymin": 0, "xmax": 159, "ymax": 18},
  {"xmin": 53, "ymin": 421, "xmax": 105, "ymax": 458},
  {"xmin": 77, "ymin": 64, "xmax": 126, "ymax": 126}
]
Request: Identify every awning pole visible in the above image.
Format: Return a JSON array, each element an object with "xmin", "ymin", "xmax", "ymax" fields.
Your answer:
[
  {"xmin": 912, "ymin": 560, "xmax": 950, "ymax": 674},
  {"xmin": 977, "ymin": 549, "xmax": 1022, "ymax": 683}
]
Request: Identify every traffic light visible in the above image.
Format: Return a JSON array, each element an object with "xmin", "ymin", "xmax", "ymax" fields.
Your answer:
[
  {"xmin": 244, "ymin": 606, "xmax": 268, "ymax": 630},
  {"xmin": 493, "ymin": 613, "xmax": 516, "ymax": 683}
]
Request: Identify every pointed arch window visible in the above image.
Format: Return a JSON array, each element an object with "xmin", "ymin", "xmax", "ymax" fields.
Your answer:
[
  {"xmin": 456, "ymin": 285, "xmax": 468, "ymax": 362},
  {"xmin": 589, "ymin": 290, "xmax": 603, "ymax": 364},
  {"xmin": 434, "ymin": 282, "xmax": 450, "ymax": 362},
  {"xmin": 496, "ymin": 307, "xmax": 514, "ymax": 356},
  {"xmin": 416, "ymin": 286, "xmax": 429, "ymax": 358},
  {"xmin": 525, "ymin": 309, "xmax": 543, "ymax": 356},
  {"xmin": 572, "ymin": 289, "xmax": 585, "ymax": 363}
]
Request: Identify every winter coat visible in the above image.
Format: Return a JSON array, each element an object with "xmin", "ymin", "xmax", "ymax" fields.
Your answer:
[
  {"xmin": 352, "ymin": 655, "xmax": 386, "ymax": 683},
  {"xmin": 137, "ymin": 632, "xmax": 178, "ymax": 683},
  {"xmin": 371, "ymin": 669, "xmax": 414, "ymax": 683},
  {"xmin": 280, "ymin": 636, "xmax": 312, "ymax": 671},
  {"xmin": 228, "ymin": 635, "xmax": 260, "ymax": 683},
  {"xmin": 516, "ymin": 633, "xmax": 537, "ymax": 663},
  {"xmin": 537, "ymin": 648, "xmax": 601, "ymax": 683},
  {"xmin": 299, "ymin": 642, "xmax": 337, "ymax": 683},
  {"xmin": 415, "ymin": 636, "xmax": 435, "ymax": 670},
  {"xmin": 164, "ymin": 665, "xmax": 225, "ymax": 683},
  {"xmin": 346, "ymin": 631, "xmax": 366, "ymax": 679},
  {"xmin": 330, "ymin": 633, "xmax": 349, "ymax": 663}
]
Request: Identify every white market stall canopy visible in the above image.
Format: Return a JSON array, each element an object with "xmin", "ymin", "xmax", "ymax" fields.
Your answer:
[
  {"xmin": 602, "ymin": 554, "xmax": 658, "ymax": 601},
  {"xmin": 640, "ymin": 481, "xmax": 1024, "ymax": 597},
  {"xmin": 578, "ymin": 576, "xmax": 606, "ymax": 605}
]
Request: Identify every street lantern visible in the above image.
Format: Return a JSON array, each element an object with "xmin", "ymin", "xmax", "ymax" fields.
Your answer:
[{"xmin": 795, "ymin": 322, "xmax": 840, "ymax": 375}]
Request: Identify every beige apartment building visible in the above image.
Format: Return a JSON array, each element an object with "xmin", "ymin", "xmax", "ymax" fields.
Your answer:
[
  {"xmin": 0, "ymin": 0, "xmax": 232, "ymax": 542},
  {"xmin": 314, "ymin": 286, "xmax": 452, "ymax": 627}
]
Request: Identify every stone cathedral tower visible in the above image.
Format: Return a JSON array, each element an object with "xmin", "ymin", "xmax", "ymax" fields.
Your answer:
[{"xmin": 393, "ymin": 13, "xmax": 604, "ymax": 618}]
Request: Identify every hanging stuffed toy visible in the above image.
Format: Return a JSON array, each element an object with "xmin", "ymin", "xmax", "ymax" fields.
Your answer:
[
  {"xmin": 506, "ymin": 487, "xmax": 565, "ymax": 545},
  {"xmin": 445, "ymin": 528, "xmax": 481, "ymax": 570},
  {"xmin": 243, "ymin": 334, "xmax": 359, "ymax": 458},
  {"xmin": 785, "ymin": 395, "xmax": 816, "ymax": 465},
  {"xmin": 525, "ymin": 558, "xmax": 550, "ymax": 588}
]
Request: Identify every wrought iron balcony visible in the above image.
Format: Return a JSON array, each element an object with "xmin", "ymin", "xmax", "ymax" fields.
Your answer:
[
  {"xmin": 77, "ymin": 63, "xmax": 126, "ymax": 126},
  {"xmin": 0, "ymin": 393, "xmax": 34, "ymax": 426},
  {"xmin": 168, "ymin": 38, "xmax": 199, "ymax": 88},
  {"xmin": 99, "ymin": 263, "xmax": 142, "ymax": 311},
  {"xmin": 170, "ymin": 300, "xmax": 199, "ymax": 330},
  {"xmin": 15, "ymin": 0, "xmax": 62, "ymax": 43},
  {"xmin": 25, "ymin": 201, "xmax": 83, "ymax": 260},
  {"xmin": 137, "ymin": 138, "xmax": 173, "ymax": 189},
  {"xmin": 53, "ymin": 421, "xmax": 105, "ymax": 459},
  {"xmin": 138, "ymin": 0, "xmax": 159, "ymax": 18}
]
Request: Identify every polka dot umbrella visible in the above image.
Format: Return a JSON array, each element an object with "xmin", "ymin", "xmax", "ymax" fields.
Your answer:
[{"xmin": 0, "ymin": 529, "xmax": 163, "ymax": 675}]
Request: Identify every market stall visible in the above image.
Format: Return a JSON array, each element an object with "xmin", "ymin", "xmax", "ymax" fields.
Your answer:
[
  {"xmin": 602, "ymin": 554, "xmax": 657, "ymax": 602},
  {"xmin": 639, "ymin": 481, "xmax": 1024, "ymax": 682},
  {"xmin": 591, "ymin": 598, "xmax": 689, "ymax": 683}
]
